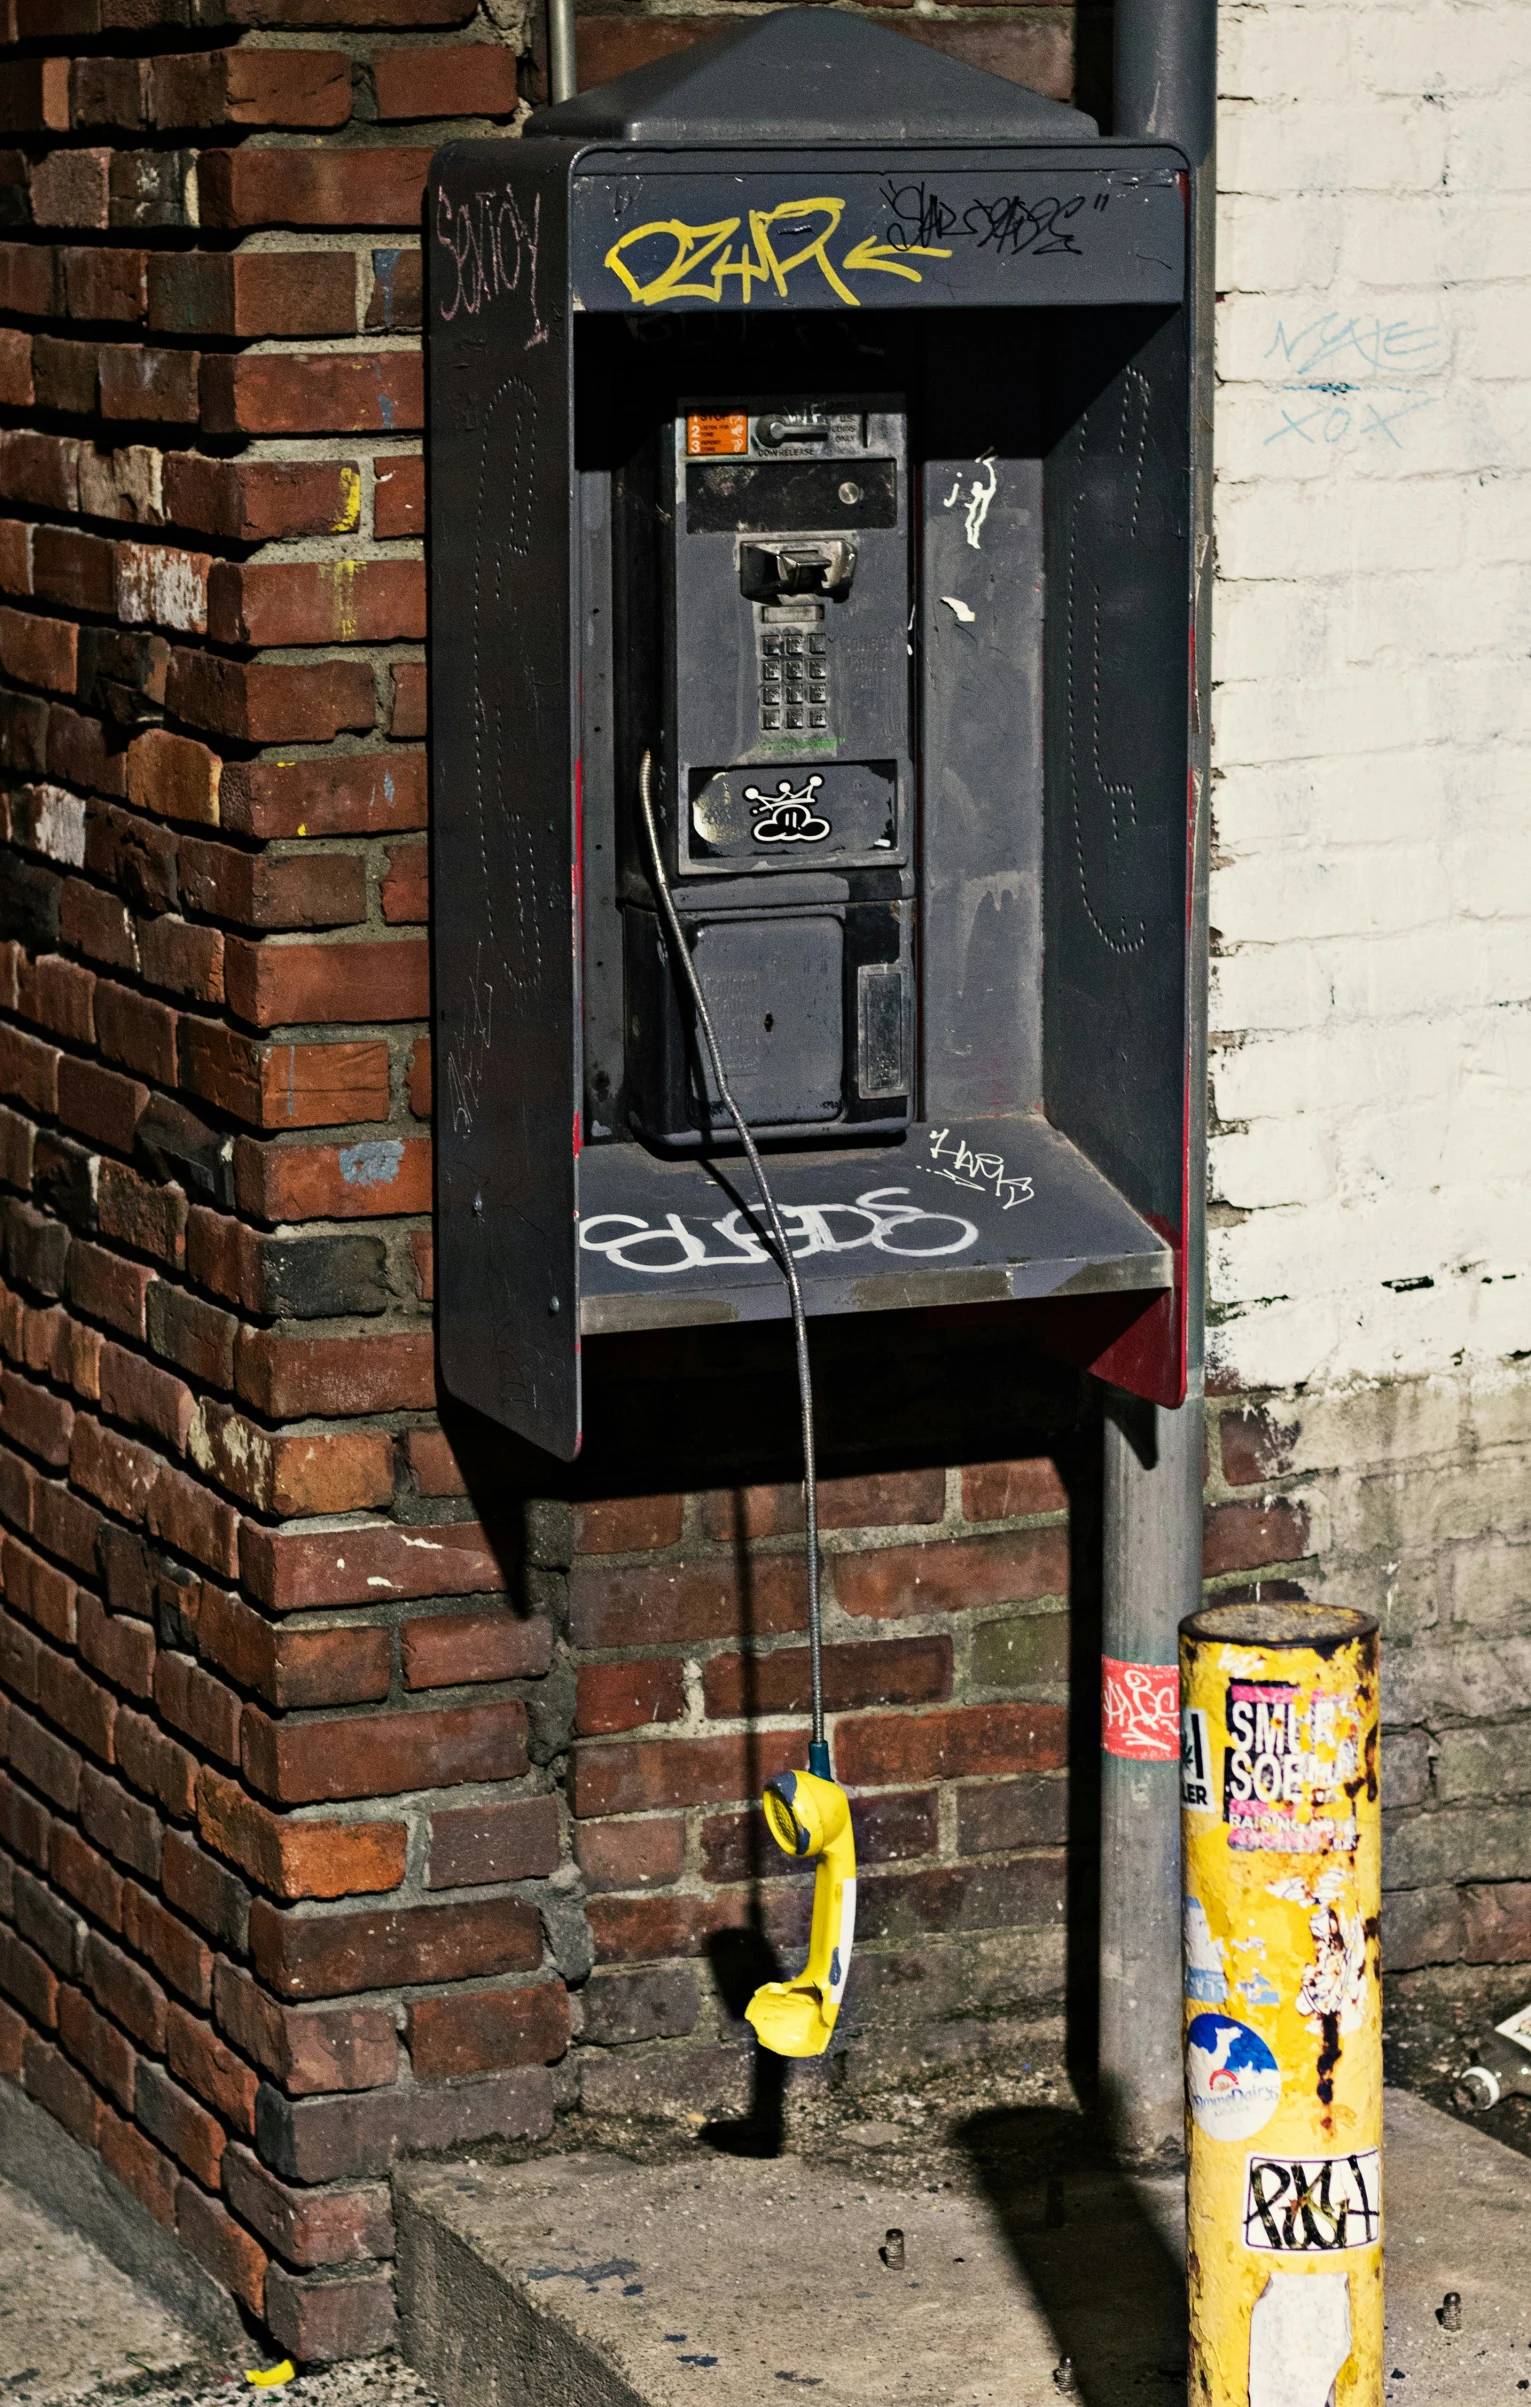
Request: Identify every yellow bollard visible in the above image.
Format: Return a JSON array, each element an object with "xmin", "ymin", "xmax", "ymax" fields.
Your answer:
[{"xmin": 1180, "ymin": 1603, "xmax": 1382, "ymax": 2407}]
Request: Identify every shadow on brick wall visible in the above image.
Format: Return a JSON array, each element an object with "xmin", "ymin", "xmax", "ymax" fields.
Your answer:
[
  {"xmin": 443, "ymin": 1303, "xmax": 1094, "ymax": 1506},
  {"xmin": 442, "ymin": 1301, "xmax": 1110, "ymax": 2106}
]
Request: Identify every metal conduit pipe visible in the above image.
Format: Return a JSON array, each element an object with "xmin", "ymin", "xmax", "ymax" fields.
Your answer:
[
  {"xmin": 1096, "ymin": 0, "xmax": 1218, "ymax": 2167},
  {"xmin": 548, "ymin": 0, "xmax": 576, "ymax": 103}
]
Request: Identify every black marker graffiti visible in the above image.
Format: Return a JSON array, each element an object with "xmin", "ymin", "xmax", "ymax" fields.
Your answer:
[
  {"xmin": 878, "ymin": 181, "xmax": 1091, "ymax": 260},
  {"xmin": 1243, "ymin": 2150, "xmax": 1380, "ymax": 2253}
]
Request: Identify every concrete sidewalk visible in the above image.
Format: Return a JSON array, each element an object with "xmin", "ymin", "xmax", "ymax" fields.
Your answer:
[
  {"xmin": 396, "ymin": 2088, "xmax": 1531, "ymax": 2407},
  {"xmin": 0, "ymin": 2172, "xmax": 434, "ymax": 2407},
  {"xmin": 0, "ymin": 2174, "xmax": 200, "ymax": 2407},
  {"xmin": 3, "ymin": 2087, "xmax": 1528, "ymax": 2407}
]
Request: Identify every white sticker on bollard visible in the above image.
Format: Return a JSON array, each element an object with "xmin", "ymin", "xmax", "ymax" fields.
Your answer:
[{"xmin": 1247, "ymin": 2269, "xmax": 1351, "ymax": 2407}]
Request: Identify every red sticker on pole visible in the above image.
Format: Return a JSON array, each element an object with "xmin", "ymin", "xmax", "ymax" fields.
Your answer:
[{"xmin": 1101, "ymin": 1656, "xmax": 1180, "ymax": 1759}]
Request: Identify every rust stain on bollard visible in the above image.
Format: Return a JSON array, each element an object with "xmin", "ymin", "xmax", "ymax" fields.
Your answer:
[{"xmin": 1180, "ymin": 1602, "xmax": 1382, "ymax": 2407}]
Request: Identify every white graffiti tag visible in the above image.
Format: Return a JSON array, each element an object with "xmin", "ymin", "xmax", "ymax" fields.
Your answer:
[
  {"xmin": 922, "ymin": 1125, "xmax": 1034, "ymax": 1209},
  {"xmin": 435, "ymin": 180, "xmax": 545, "ymax": 344},
  {"xmin": 579, "ymin": 1186, "xmax": 978, "ymax": 1277},
  {"xmin": 942, "ymin": 455, "xmax": 998, "ymax": 549},
  {"xmin": 1102, "ymin": 1658, "xmax": 1180, "ymax": 1761}
]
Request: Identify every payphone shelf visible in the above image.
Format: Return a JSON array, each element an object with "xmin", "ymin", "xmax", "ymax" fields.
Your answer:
[{"xmin": 577, "ymin": 1113, "xmax": 1172, "ymax": 1337}]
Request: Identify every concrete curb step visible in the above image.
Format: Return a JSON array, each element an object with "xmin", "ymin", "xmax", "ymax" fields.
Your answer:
[
  {"xmin": 394, "ymin": 2090, "xmax": 1531, "ymax": 2407},
  {"xmin": 394, "ymin": 2132, "xmax": 1188, "ymax": 2407}
]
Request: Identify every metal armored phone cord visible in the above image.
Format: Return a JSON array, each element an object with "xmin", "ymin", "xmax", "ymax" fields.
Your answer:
[{"xmin": 637, "ymin": 750, "xmax": 829, "ymax": 1777}]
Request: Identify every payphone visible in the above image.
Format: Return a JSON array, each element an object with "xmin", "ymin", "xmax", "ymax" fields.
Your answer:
[
  {"xmin": 623, "ymin": 397, "xmax": 914, "ymax": 1149},
  {"xmin": 427, "ymin": 7, "xmax": 1197, "ymax": 1464}
]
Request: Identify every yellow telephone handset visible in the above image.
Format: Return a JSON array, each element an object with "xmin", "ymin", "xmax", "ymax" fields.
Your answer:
[{"xmin": 745, "ymin": 1767, "xmax": 857, "ymax": 2058}]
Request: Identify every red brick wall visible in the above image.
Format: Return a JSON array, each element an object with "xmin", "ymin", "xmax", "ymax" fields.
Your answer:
[
  {"xmin": 564, "ymin": 1457, "xmax": 1076, "ymax": 2121},
  {"xmin": 0, "ymin": 0, "xmax": 1455, "ymax": 2367}
]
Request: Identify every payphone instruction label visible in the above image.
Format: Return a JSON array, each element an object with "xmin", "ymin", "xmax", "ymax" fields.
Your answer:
[{"xmin": 572, "ymin": 169, "xmax": 1185, "ymax": 314}]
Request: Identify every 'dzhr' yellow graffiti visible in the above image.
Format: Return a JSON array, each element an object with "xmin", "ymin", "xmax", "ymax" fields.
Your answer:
[{"xmin": 605, "ymin": 197, "xmax": 950, "ymax": 308}]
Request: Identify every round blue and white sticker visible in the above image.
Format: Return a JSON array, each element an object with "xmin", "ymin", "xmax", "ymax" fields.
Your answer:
[{"xmin": 1186, "ymin": 2012, "xmax": 1281, "ymax": 2142}]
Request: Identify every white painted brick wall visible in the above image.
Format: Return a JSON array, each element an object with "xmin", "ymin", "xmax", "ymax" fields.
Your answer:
[{"xmin": 1209, "ymin": 0, "xmax": 1531, "ymax": 1393}]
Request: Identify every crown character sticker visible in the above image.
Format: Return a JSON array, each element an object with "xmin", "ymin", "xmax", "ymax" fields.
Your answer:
[{"xmin": 745, "ymin": 774, "xmax": 833, "ymax": 845}]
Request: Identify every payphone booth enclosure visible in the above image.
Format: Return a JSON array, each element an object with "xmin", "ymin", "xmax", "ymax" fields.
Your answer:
[{"xmin": 427, "ymin": 10, "xmax": 1195, "ymax": 1460}]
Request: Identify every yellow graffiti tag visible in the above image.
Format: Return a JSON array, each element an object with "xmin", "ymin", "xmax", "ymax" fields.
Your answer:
[
  {"xmin": 840, "ymin": 235, "xmax": 948, "ymax": 284},
  {"xmin": 749, "ymin": 199, "xmax": 854, "ymax": 303},
  {"xmin": 605, "ymin": 215, "xmax": 744, "ymax": 305},
  {"xmin": 605, "ymin": 198, "xmax": 951, "ymax": 308}
]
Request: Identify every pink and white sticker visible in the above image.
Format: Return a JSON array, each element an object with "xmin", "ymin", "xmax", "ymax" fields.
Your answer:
[{"xmin": 1102, "ymin": 1656, "xmax": 1181, "ymax": 1760}]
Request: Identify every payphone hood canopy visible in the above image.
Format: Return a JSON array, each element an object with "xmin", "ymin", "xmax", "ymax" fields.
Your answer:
[{"xmin": 527, "ymin": 5, "xmax": 1097, "ymax": 146}]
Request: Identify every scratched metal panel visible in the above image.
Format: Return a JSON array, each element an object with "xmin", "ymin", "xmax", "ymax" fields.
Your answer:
[
  {"xmin": 570, "ymin": 154, "xmax": 1185, "ymax": 315},
  {"xmin": 920, "ymin": 434, "xmax": 1044, "ymax": 1120},
  {"xmin": 577, "ymin": 1116, "xmax": 1171, "ymax": 1334},
  {"xmin": 428, "ymin": 143, "xmax": 583, "ymax": 1457},
  {"xmin": 1043, "ymin": 304, "xmax": 1192, "ymax": 1239}
]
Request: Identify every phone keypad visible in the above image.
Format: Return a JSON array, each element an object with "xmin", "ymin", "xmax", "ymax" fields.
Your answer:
[{"xmin": 759, "ymin": 630, "xmax": 829, "ymax": 732}]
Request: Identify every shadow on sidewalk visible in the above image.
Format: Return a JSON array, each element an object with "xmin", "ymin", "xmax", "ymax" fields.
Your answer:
[{"xmin": 958, "ymin": 2102, "xmax": 1187, "ymax": 2404}]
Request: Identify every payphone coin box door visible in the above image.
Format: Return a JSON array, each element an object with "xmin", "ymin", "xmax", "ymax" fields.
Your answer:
[{"xmin": 427, "ymin": 9, "xmax": 1196, "ymax": 1459}]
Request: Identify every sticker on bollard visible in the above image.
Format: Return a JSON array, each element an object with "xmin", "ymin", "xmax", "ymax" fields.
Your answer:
[
  {"xmin": 1243, "ymin": 2150, "xmax": 1381, "ymax": 2253},
  {"xmin": 1181, "ymin": 1602, "xmax": 1382, "ymax": 2407},
  {"xmin": 1224, "ymin": 1674, "xmax": 1364, "ymax": 1854},
  {"xmin": 1186, "ymin": 2013, "xmax": 1282, "ymax": 2142},
  {"xmin": 1247, "ymin": 2273, "xmax": 1352, "ymax": 2407},
  {"xmin": 1181, "ymin": 1706, "xmax": 1215, "ymax": 1811}
]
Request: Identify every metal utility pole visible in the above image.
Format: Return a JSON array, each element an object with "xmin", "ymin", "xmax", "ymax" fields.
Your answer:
[
  {"xmin": 548, "ymin": 0, "xmax": 576, "ymax": 103},
  {"xmin": 1097, "ymin": 0, "xmax": 1217, "ymax": 2167}
]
